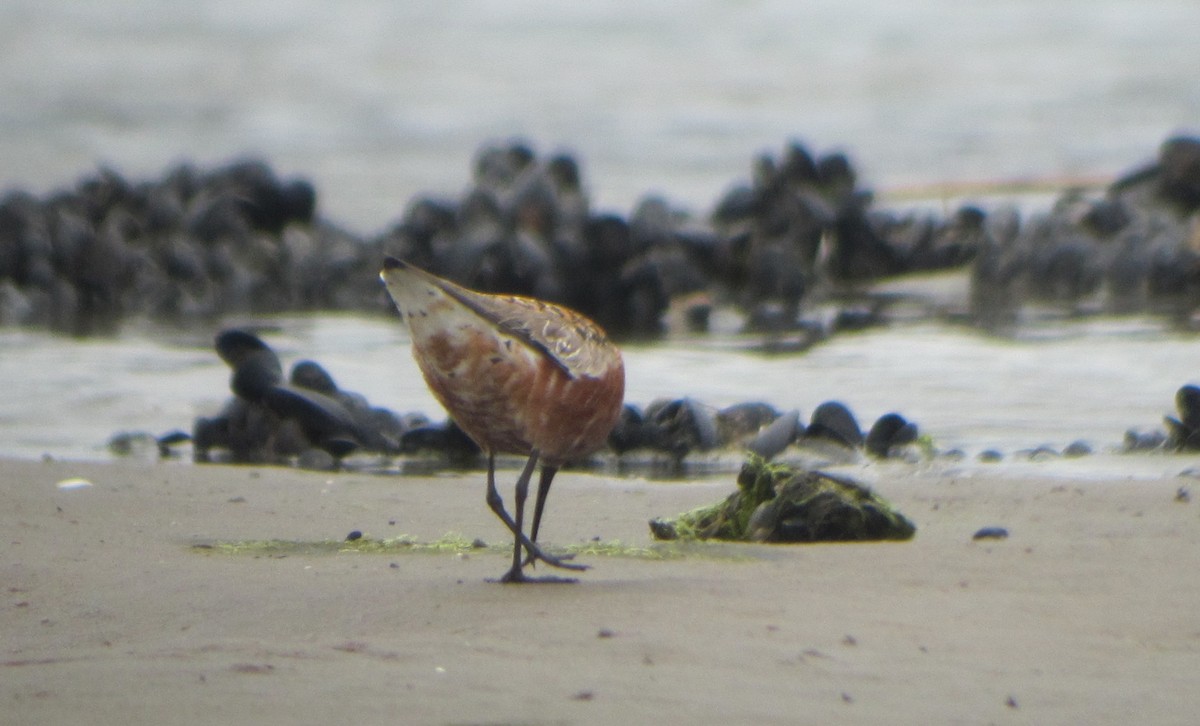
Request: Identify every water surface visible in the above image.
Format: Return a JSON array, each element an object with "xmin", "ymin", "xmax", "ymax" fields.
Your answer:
[
  {"xmin": 3, "ymin": 316, "xmax": 1197, "ymax": 476},
  {"xmin": 2, "ymin": 2, "xmax": 1198, "ymax": 479},
  {"xmin": 1, "ymin": 1, "xmax": 1197, "ymax": 231}
]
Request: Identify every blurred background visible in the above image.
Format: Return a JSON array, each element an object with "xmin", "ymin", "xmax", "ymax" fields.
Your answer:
[
  {"xmin": 2, "ymin": 0, "xmax": 1197, "ymax": 232},
  {"xmin": 2, "ymin": 0, "xmax": 1199, "ymax": 464}
]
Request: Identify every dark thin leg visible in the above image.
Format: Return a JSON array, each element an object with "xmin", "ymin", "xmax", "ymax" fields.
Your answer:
[
  {"xmin": 484, "ymin": 452, "xmax": 586, "ymax": 578},
  {"xmin": 530, "ymin": 465, "xmax": 558, "ymax": 545},
  {"xmin": 485, "ymin": 453, "xmax": 532, "ymax": 560},
  {"xmin": 523, "ymin": 465, "xmax": 558, "ymax": 567},
  {"xmin": 503, "ymin": 450, "xmax": 538, "ymax": 580}
]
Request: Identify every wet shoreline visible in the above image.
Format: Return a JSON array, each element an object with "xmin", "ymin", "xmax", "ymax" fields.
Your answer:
[
  {"xmin": 4, "ymin": 314, "xmax": 1199, "ymax": 477},
  {"xmin": 2, "ymin": 134, "xmax": 1200, "ymax": 470}
]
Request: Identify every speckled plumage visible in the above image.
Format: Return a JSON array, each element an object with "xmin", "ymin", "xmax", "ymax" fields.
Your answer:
[{"xmin": 380, "ymin": 257, "xmax": 625, "ymax": 582}]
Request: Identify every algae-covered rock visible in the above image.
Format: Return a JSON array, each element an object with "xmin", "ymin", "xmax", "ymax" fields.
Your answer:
[{"xmin": 649, "ymin": 457, "xmax": 916, "ymax": 543}]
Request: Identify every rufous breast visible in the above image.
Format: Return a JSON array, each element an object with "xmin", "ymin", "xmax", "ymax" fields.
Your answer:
[{"xmin": 380, "ymin": 258, "xmax": 625, "ymax": 464}]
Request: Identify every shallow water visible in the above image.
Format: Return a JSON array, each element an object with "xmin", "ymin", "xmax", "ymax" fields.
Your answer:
[
  {"xmin": 2, "ymin": 315, "xmax": 1198, "ymax": 479},
  {"xmin": 1, "ymin": 1, "xmax": 1198, "ymax": 231},
  {"xmin": 2, "ymin": 2, "xmax": 1199, "ymax": 478}
]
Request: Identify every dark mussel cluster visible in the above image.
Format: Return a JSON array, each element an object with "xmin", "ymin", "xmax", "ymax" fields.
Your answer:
[
  {"xmin": 0, "ymin": 159, "xmax": 369, "ymax": 335},
  {"xmin": 169, "ymin": 326, "xmax": 1200, "ymax": 467},
  {"xmin": 608, "ymin": 398, "xmax": 920, "ymax": 465},
  {"xmin": 378, "ymin": 134, "xmax": 1200, "ymax": 341},
  {"xmin": 374, "ymin": 134, "xmax": 1200, "ymax": 337},
  {"xmin": 377, "ymin": 139, "xmax": 981, "ymax": 340},
  {"xmin": 709, "ymin": 143, "xmax": 979, "ymax": 333},
  {"xmin": 186, "ymin": 328, "xmax": 920, "ymax": 470},
  {"xmin": 4, "ymin": 134, "xmax": 1200, "ymax": 339},
  {"xmin": 193, "ymin": 328, "xmax": 478, "ymax": 468},
  {"xmin": 376, "ymin": 141, "xmax": 692, "ymax": 339},
  {"xmin": 971, "ymin": 136, "xmax": 1200, "ymax": 331}
]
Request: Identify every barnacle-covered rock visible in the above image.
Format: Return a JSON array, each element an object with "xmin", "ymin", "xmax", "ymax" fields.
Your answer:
[{"xmin": 649, "ymin": 456, "xmax": 915, "ymax": 543}]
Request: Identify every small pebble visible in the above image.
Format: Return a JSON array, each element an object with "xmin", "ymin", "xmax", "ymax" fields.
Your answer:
[
  {"xmin": 346, "ymin": 530, "xmax": 363, "ymax": 542},
  {"xmin": 972, "ymin": 526, "xmax": 1009, "ymax": 541}
]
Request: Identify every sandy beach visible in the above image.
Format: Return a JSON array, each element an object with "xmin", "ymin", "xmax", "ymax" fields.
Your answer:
[
  {"xmin": 3, "ymin": 456, "xmax": 1199, "ymax": 725},
  {"xmin": 4, "ymin": 3, "xmax": 1200, "ymax": 724}
]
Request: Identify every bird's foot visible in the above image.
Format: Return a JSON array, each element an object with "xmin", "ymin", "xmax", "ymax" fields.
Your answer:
[
  {"xmin": 494, "ymin": 568, "xmax": 579, "ymax": 585},
  {"xmin": 525, "ymin": 545, "xmax": 587, "ymax": 572}
]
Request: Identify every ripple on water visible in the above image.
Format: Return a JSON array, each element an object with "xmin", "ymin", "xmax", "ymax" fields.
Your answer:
[{"xmin": 0, "ymin": 316, "xmax": 1195, "ymax": 470}]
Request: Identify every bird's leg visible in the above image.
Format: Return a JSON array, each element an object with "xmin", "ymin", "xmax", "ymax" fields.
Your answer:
[
  {"xmin": 485, "ymin": 453, "xmax": 585, "ymax": 579},
  {"xmin": 503, "ymin": 449, "xmax": 537, "ymax": 579},
  {"xmin": 523, "ymin": 464, "xmax": 559, "ymax": 567},
  {"xmin": 485, "ymin": 453, "xmax": 532, "ymax": 559},
  {"xmin": 530, "ymin": 464, "xmax": 558, "ymax": 544}
]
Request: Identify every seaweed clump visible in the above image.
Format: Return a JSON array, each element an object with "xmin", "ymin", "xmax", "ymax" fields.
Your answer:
[{"xmin": 649, "ymin": 456, "xmax": 916, "ymax": 543}]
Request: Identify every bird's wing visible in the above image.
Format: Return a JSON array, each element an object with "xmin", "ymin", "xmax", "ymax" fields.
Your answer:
[
  {"xmin": 382, "ymin": 258, "xmax": 615, "ymax": 379},
  {"xmin": 443, "ymin": 285, "xmax": 611, "ymax": 380}
]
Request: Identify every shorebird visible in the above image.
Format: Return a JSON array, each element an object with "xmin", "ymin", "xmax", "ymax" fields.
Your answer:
[{"xmin": 380, "ymin": 257, "xmax": 625, "ymax": 583}]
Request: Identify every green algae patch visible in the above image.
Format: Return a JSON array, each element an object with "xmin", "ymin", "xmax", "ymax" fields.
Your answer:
[
  {"xmin": 192, "ymin": 533, "xmax": 693, "ymax": 561},
  {"xmin": 193, "ymin": 532, "xmax": 478, "ymax": 557},
  {"xmin": 649, "ymin": 456, "xmax": 917, "ymax": 543}
]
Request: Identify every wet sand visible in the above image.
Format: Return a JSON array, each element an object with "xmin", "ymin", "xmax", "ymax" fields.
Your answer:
[{"xmin": 4, "ymin": 456, "xmax": 1199, "ymax": 725}]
